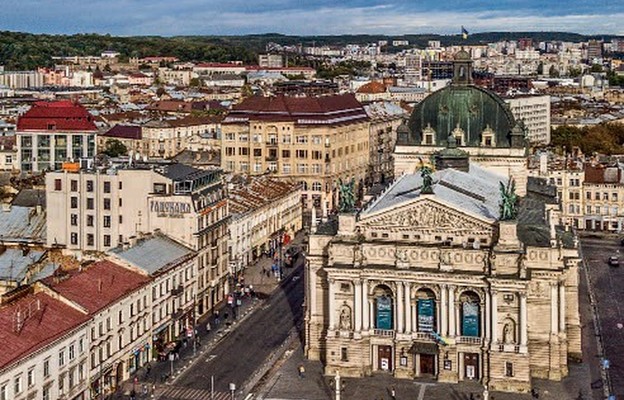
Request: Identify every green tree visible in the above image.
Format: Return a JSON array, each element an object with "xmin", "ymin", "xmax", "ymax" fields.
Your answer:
[
  {"xmin": 189, "ymin": 77, "xmax": 202, "ymax": 87},
  {"xmin": 590, "ymin": 64, "xmax": 603, "ymax": 73},
  {"xmin": 549, "ymin": 65, "xmax": 559, "ymax": 77},
  {"xmin": 102, "ymin": 139, "xmax": 128, "ymax": 157}
]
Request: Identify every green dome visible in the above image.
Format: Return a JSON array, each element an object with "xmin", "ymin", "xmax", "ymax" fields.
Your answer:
[{"xmin": 399, "ymin": 84, "xmax": 518, "ymax": 148}]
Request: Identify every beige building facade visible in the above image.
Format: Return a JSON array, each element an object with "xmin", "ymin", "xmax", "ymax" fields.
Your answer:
[
  {"xmin": 305, "ymin": 162, "xmax": 581, "ymax": 393},
  {"xmin": 222, "ymin": 94, "xmax": 370, "ymax": 212},
  {"xmin": 504, "ymin": 95, "xmax": 551, "ymax": 146}
]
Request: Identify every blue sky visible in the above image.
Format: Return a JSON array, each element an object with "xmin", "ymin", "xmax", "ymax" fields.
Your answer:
[{"xmin": 2, "ymin": 0, "xmax": 623, "ymax": 36}]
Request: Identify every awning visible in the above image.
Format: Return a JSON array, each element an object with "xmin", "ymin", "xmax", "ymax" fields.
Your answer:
[{"xmin": 408, "ymin": 342, "xmax": 438, "ymax": 355}]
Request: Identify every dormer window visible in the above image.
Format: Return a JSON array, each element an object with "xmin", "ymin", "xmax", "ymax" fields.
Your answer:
[
  {"xmin": 422, "ymin": 123, "xmax": 436, "ymax": 145},
  {"xmin": 47, "ymin": 123, "xmax": 56, "ymax": 130},
  {"xmin": 451, "ymin": 124, "xmax": 464, "ymax": 146},
  {"xmin": 481, "ymin": 125, "xmax": 495, "ymax": 147}
]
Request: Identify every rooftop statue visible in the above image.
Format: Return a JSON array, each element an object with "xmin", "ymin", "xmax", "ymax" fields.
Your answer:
[
  {"xmin": 499, "ymin": 179, "xmax": 518, "ymax": 220},
  {"xmin": 419, "ymin": 159, "xmax": 434, "ymax": 194},
  {"xmin": 338, "ymin": 178, "xmax": 356, "ymax": 213}
]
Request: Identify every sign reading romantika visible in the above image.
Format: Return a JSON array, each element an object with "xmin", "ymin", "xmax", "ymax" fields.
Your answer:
[{"xmin": 150, "ymin": 200, "xmax": 192, "ymax": 217}]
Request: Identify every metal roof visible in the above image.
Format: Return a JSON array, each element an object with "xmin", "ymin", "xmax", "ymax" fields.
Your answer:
[
  {"xmin": 109, "ymin": 234, "xmax": 195, "ymax": 275},
  {"xmin": 0, "ymin": 248, "xmax": 46, "ymax": 281},
  {"xmin": 0, "ymin": 206, "xmax": 46, "ymax": 244}
]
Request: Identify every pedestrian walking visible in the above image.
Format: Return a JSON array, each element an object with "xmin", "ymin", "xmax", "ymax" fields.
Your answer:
[
  {"xmin": 145, "ymin": 362, "xmax": 151, "ymax": 376},
  {"xmin": 298, "ymin": 364, "xmax": 305, "ymax": 378},
  {"xmin": 390, "ymin": 386, "xmax": 396, "ymax": 400},
  {"xmin": 130, "ymin": 389, "xmax": 136, "ymax": 400},
  {"xmin": 206, "ymin": 322, "xmax": 212, "ymax": 333}
]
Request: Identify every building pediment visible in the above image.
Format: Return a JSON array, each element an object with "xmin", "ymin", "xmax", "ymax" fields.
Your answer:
[{"xmin": 359, "ymin": 197, "xmax": 495, "ymax": 241}]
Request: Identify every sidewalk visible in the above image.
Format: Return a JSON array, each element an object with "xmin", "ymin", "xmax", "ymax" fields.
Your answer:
[{"xmin": 111, "ymin": 231, "xmax": 307, "ymax": 400}]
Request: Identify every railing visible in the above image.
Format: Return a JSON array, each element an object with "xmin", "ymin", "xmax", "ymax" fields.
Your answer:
[
  {"xmin": 170, "ymin": 285, "xmax": 183, "ymax": 296},
  {"xmin": 457, "ymin": 336, "xmax": 482, "ymax": 345},
  {"xmin": 415, "ymin": 332, "xmax": 436, "ymax": 341},
  {"xmin": 171, "ymin": 308, "xmax": 184, "ymax": 320},
  {"xmin": 373, "ymin": 329, "xmax": 395, "ymax": 338},
  {"xmin": 498, "ymin": 343, "xmax": 521, "ymax": 353}
]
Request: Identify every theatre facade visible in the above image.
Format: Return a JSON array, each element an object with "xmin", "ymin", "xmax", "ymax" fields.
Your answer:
[{"xmin": 304, "ymin": 162, "xmax": 582, "ymax": 393}]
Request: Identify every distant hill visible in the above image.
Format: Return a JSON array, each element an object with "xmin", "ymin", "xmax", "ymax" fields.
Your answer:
[{"xmin": 0, "ymin": 31, "xmax": 621, "ymax": 70}]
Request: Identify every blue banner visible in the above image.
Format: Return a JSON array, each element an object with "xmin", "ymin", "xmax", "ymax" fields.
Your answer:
[
  {"xmin": 418, "ymin": 299, "xmax": 435, "ymax": 332},
  {"xmin": 376, "ymin": 296, "xmax": 393, "ymax": 330},
  {"xmin": 462, "ymin": 302, "xmax": 479, "ymax": 337}
]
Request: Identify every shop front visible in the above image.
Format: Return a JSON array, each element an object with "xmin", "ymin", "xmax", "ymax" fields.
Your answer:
[
  {"xmin": 90, "ymin": 364, "xmax": 114, "ymax": 400},
  {"xmin": 127, "ymin": 342, "xmax": 151, "ymax": 374},
  {"xmin": 152, "ymin": 323, "xmax": 171, "ymax": 361},
  {"xmin": 409, "ymin": 342, "xmax": 438, "ymax": 378}
]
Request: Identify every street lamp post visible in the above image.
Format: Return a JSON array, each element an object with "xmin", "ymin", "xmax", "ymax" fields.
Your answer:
[{"xmin": 229, "ymin": 382, "xmax": 236, "ymax": 400}]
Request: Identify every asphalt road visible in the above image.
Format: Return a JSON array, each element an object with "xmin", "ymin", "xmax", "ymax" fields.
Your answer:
[
  {"xmin": 173, "ymin": 257, "xmax": 305, "ymax": 396},
  {"xmin": 580, "ymin": 235, "xmax": 624, "ymax": 399}
]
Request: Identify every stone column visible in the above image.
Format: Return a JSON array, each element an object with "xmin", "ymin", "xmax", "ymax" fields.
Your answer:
[
  {"xmin": 440, "ymin": 284, "xmax": 448, "ymax": 336},
  {"xmin": 448, "ymin": 286, "xmax": 456, "ymax": 336},
  {"xmin": 404, "ymin": 282, "xmax": 412, "ymax": 334},
  {"xmin": 485, "ymin": 291, "xmax": 491, "ymax": 340},
  {"xmin": 329, "ymin": 278, "xmax": 337, "ymax": 330},
  {"xmin": 354, "ymin": 279, "xmax": 362, "ymax": 332},
  {"xmin": 397, "ymin": 282, "xmax": 404, "ymax": 333},
  {"xmin": 520, "ymin": 292, "xmax": 528, "ymax": 346},
  {"xmin": 558, "ymin": 283, "xmax": 566, "ymax": 333},
  {"xmin": 550, "ymin": 283, "xmax": 558, "ymax": 335},
  {"xmin": 491, "ymin": 290, "xmax": 498, "ymax": 344},
  {"xmin": 362, "ymin": 279, "xmax": 369, "ymax": 330}
]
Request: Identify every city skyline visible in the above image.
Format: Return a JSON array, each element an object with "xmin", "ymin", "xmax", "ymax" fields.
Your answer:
[{"xmin": 2, "ymin": 0, "xmax": 623, "ymax": 36}]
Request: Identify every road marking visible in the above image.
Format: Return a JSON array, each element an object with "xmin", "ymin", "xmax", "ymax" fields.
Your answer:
[
  {"xmin": 159, "ymin": 386, "xmax": 231, "ymax": 400},
  {"xmin": 205, "ymin": 354, "xmax": 217, "ymax": 362},
  {"xmin": 414, "ymin": 382, "xmax": 435, "ymax": 400}
]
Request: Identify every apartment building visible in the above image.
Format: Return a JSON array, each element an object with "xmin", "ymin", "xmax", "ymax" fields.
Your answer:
[
  {"xmin": 0, "ymin": 290, "xmax": 90, "ymax": 400},
  {"xmin": 221, "ymin": 94, "xmax": 370, "ymax": 211},
  {"xmin": 45, "ymin": 261, "xmax": 152, "ymax": 398},
  {"xmin": 46, "ymin": 162, "xmax": 230, "ymax": 312},
  {"xmin": 364, "ymin": 102, "xmax": 407, "ymax": 185},
  {"xmin": 258, "ymin": 54, "xmax": 284, "ymax": 68},
  {"xmin": 504, "ymin": 95, "xmax": 551, "ymax": 145},
  {"xmin": 16, "ymin": 101, "xmax": 97, "ymax": 172},
  {"xmin": 108, "ymin": 233, "xmax": 199, "ymax": 355},
  {"xmin": 228, "ymin": 176, "xmax": 302, "ymax": 276},
  {"xmin": 141, "ymin": 116, "xmax": 222, "ymax": 158}
]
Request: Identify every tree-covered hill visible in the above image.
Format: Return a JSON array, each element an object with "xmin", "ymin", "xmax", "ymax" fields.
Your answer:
[{"xmin": 0, "ymin": 31, "xmax": 621, "ymax": 70}]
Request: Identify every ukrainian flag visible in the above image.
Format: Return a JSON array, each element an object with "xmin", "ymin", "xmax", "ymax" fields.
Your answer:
[{"xmin": 462, "ymin": 26, "xmax": 469, "ymax": 40}]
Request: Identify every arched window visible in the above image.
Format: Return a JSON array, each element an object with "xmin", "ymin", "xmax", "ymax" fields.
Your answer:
[
  {"xmin": 373, "ymin": 285, "xmax": 393, "ymax": 330},
  {"xmin": 415, "ymin": 288, "xmax": 436, "ymax": 332},
  {"xmin": 460, "ymin": 291, "xmax": 481, "ymax": 337}
]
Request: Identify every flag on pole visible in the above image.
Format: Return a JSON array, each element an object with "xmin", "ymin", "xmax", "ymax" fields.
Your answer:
[{"xmin": 461, "ymin": 26, "xmax": 469, "ymax": 40}]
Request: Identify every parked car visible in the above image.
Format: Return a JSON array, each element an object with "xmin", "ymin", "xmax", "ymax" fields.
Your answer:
[{"xmin": 608, "ymin": 256, "xmax": 620, "ymax": 267}]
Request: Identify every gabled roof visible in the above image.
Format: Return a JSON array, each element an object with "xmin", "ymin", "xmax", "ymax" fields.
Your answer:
[
  {"xmin": 0, "ymin": 205, "xmax": 46, "ymax": 244},
  {"xmin": 102, "ymin": 125, "xmax": 142, "ymax": 140},
  {"xmin": 46, "ymin": 260, "xmax": 151, "ymax": 314},
  {"xmin": 0, "ymin": 291, "xmax": 88, "ymax": 370},
  {"xmin": 17, "ymin": 101, "xmax": 97, "ymax": 132},
  {"xmin": 108, "ymin": 234, "xmax": 195, "ymax": 276}
]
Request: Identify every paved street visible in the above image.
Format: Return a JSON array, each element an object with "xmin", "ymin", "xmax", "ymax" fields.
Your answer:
[{"xmin": 580, "ymin": 234, "xmax": 624, "ymax": 399}]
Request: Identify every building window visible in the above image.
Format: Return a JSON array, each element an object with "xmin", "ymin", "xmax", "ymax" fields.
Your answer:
[
  {"xmin": 87, "ymin": 215, "xmax": 94, "ymax": 227},
  {"xmin": 79, "ymin": 337, "xmax": 85, "ymax": 353},
  {"xmin": 69, "ymin": 343, "xmax": 75, "ymax": 360},
  {"xmin": 70, "ymin": 214, "xmax": 78, "ymax": 226},
  {"xmin": 43, "ymin": 385, "xmax": 51, "ymax": 400},
  {"xmin": 103, "ymin": 181, "xmax": 111, "ymax": 193},
  {"xmin": 54, "ymin": 179, "xmax": 62, "ymax": 191},
  {"xmin": 119, "ymin": 215, "xmax": 123, "ymax": 224},
  {"xmin": 282, "ymin": 150, "xmax": 290, "ymax": 158},
  {"xmin": 0, "ymin": 382, "xmax": 6, "ymax": 400},
  {"xmin": 59, "ymin": 348, "xmax": 65, "ymax": 366},
  {"xmin": 27, "ymin": 368, "xmax": 34, "ymax": 387},
  {"xmin": 71, "ymin": 196, "xmax": 78, "ymax": 209},
  {"xmin": 43, "ymin": 358, "xmax": 50, "ymax": 377},
  {"xmin": 86, "ymin": 180, "xmax": 93, "ymax": 192},
  {"xmin": 70, "ymin": 232, "xmax": 78, "ymax": 245},
  {"xmin": 103, "ymin": 215, "xmax": 111, "ymax": 228},
  {"xmin": 13, "ymin": 376, "xmax": 21, "ymax": 394},
  {"xmin": 341, "ymin": 347, "xmax": 348, "ymax": 361},
  {"xmin": 103, "ymin": 198, "xmax": 111, "ymax": 210},
  {"xmin": 86, "ymin": 198, "xmax": 94, "ymax": 210},
  {"xmin": 505, "ymin": 361, "xmax": 514, "ymax": 377},
  {"xmin": 87, "ymin": 234, "xmax": 94, "ymax": 246},
  {"xmin": 119, "ymin": 181, "xmax": 123, "ymax": 190}
]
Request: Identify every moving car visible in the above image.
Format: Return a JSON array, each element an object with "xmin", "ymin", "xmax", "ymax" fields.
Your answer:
[{"xmin": 608, "ymin": 256, "xmax": 619, "ymax": 267}]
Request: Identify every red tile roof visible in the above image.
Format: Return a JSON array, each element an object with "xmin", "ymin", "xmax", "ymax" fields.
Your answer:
[
  {"xmin": 102, "ymin": 125, "xmax": 142, "ymax": 140},
  {"xmin": 224, "ymin": 94, "xmax": 368, "ymax": 126},
  {"xmin": 357, "ymin": 81, "xmax": 387, "ymax": 94},
  {"xmin": 0, "ymin": 291, "xmax": 89, "ymax": 369},
  {"xmin": 47, "ymin": 260, "xmax": 151, "ymax": 314},
  {"xmin": 17, "ymin": 101, "xmax": 98, "ymax": 132}
]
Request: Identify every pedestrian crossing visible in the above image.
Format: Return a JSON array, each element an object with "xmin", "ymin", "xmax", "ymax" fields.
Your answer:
[{"xmin": 157, "ymin": 386, "xmax": 232, "ymax": 400}]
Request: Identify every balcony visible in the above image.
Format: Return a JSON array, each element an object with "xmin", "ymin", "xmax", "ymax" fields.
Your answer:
[
  {"xmin": 373, "ymin": 329, "xmax": 395, "ymax": 338},
  {"xmin": 172, "ymin": 308, "xmax": 184, "ymax": 320},
  {"xmin": 414, "ymin": 332, "xmax": 436, "ymax": 342},
  {"xmin": 266, "ymin": 140, "xmax": 278, "ymax": 146},
  {"xmin": 170, "ymin": 285, "xmax": 183, "ymax": 296},
  {"xmin": 457, "ymin": 336, "xmax": 482, "ymax": 345}
]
